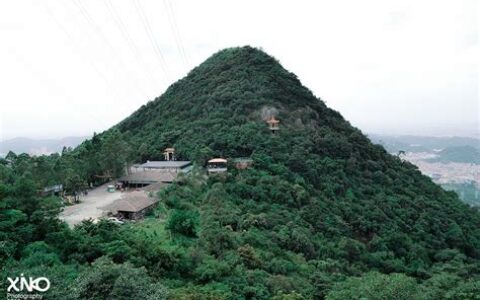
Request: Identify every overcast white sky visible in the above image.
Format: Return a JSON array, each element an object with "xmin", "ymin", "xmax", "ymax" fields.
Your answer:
[{"xmin": 0, "ymin": 0, "xmax": 478, "ymax": 140}]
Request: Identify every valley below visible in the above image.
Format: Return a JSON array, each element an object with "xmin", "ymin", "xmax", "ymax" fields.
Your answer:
[{"xmin": 370, "ymin": 134, "xmax": 480, "ymax": 206}]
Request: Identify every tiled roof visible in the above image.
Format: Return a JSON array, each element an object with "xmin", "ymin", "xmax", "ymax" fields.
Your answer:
[
  {"xmin": 140, "ymin": 161, "xmax": 191, "ymax": 168},
  {"xmin": 119, "ymin": 171, "xmax": 176, "ymax": 184},
  {"xmin": 104, "ymin": 191, "xmax": 158, "ymax": 213}
]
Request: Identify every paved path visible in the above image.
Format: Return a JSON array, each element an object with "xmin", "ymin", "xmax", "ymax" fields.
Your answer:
[{"xmin": 60, "ymin": 182, "xmax": 122, "ymax": 227}]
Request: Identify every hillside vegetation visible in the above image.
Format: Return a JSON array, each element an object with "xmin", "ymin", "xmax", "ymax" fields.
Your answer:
[{"xmin": 1, "ymin": 46, "xmax": 480, "ymax": 299}]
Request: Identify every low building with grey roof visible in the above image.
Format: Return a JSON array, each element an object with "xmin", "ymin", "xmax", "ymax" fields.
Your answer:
[{"xmin": 103, "ymin": 191, "xmax": 158, "ymax": 220}]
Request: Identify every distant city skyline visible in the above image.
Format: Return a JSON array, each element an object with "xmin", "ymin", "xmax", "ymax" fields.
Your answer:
[{"xmin": 0, "ymin": 0, "xmax": 478, "ymax": 140}]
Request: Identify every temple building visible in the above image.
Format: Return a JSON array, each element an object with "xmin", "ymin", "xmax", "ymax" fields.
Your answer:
[
  {"xmin": 266, "ymin": 117, "xmax": 280, "ymax": 133},
  {"xmin": 207, "ymin": 158, "xmax": 228, "ymax": 174},
  {"xmin": 164, "ymin": 147, "xmax": 176, "ymax": 161},
  {"xmin": 123, "ymin": 148, "xmax": 191, "ymax": 188}
]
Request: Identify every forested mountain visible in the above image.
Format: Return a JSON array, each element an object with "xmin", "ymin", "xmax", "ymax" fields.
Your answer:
[{"xmin": 2, "ymin": 46, "xmax": 480, "ymax": 299}]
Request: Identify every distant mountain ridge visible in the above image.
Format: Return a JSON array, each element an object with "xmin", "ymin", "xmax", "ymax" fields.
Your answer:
[
  {"xmin": 428, "ymin": 145, "xmax": 480, "ymax": 164},
  {"xmin": 0, "ymin": 136, "xmax": 89, "ymax": 156},
  {"xmin": 369, "ymin": 134, "xmax": 480, "ymax": 154}
]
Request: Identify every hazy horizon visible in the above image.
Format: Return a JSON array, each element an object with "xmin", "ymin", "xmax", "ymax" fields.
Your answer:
[
  {"xmin": 1, "ymin": 130, "xmax": 479, "ymax": 144},
  {"xmin": 1, "ymin": 114, "xmax": 478, "ymax": 141},
  {"xmin": 1, "ymin": 0, "xmax": 478, "ymax": 140}
]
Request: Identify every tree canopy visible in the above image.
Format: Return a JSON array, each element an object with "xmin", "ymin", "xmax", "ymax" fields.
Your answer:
[{"xmin": 1, "ymin": 46, "xmax": 480, "ymax": 299}]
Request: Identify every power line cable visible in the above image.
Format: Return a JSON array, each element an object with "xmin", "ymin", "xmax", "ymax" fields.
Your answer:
[
  {"xmin": 133, "ymin": 0, "xmax": 171, "ymax": 82},
  {"xmin": 72, "ymin": 0, "xmax": 150, "ymax": 101},
  {"xmin": 41, "ymin": 0, "xmax": 120, "ymax": 129},
  {"xmin": 103, "ymin": 0, "xmax": 159, "ymax": 90},
  {"xmin": 163, "ymin": 0, "xmax": 189, "ymax": 69}
]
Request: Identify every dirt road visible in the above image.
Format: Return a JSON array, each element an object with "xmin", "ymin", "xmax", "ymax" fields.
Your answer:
[{"xmin": 60, "ymin": 182, "xmax": 122, "ymax": 227}]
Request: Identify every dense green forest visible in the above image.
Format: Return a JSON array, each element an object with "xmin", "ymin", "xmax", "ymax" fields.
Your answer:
[{"xmin": 2, "ymin": 46, "xmax": 480, "ymax": 299}]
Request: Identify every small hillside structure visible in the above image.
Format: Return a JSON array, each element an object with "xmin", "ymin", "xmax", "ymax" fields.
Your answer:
[
  {"xmin": 266, "ymin": 117, "xmax": 280, "ymax": 133},
  {"xmin": 207, "ymin": 158, "xmax": 228, "ymax": 174},
  {"xmin": 118, "ymin": 171, "xmax": 176, "ymax": 188},
  {"xmin": 131, "ymin": 160, "xmax": 191, "ymax": 173},
  {"xmin": 105, "ymin": 191, "xmax": 158, "ymax": 220},
  {"xmin": 42, "ymin": 184, "xmax": 63, "ymax": 196},
  {"xmin": 164, "ymin": 148, "xmax": 176, "ymax": 161},
  {"xmin": 233, "ymin": 158, "xmax": 253, "ymax": 169},
  {"xmin": 125, "ymin": 157, "xmax": 191, "ymax": 189}
]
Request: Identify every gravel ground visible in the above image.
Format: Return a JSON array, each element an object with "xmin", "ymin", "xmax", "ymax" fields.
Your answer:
[{"xmin": 60, "ymin": 182, "xmax": 123, "ymax": 227}]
